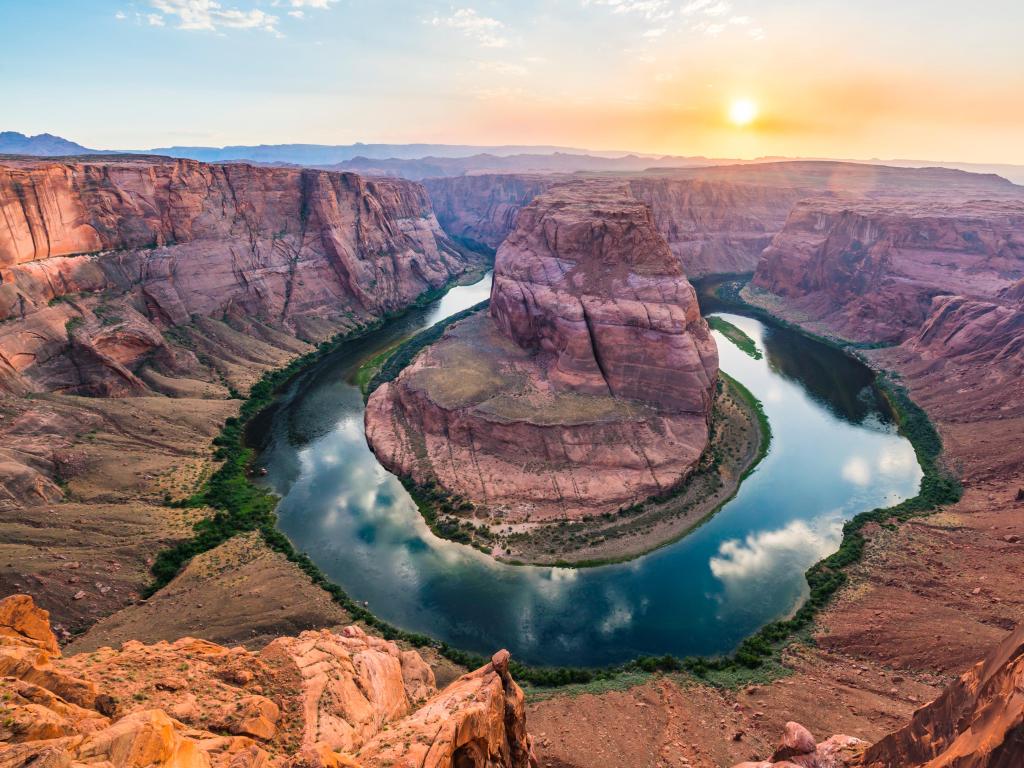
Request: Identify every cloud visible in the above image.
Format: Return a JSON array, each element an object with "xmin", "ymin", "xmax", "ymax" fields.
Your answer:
[
  {"xmin": 841, "ymin": 456, "xmax": 871, "ymax": 486},
  {"xmin": 709, "ymin": 516, "xmax": 843, "ymax": 584},
  {"xmin": 583, "ymin": 0, "xmax": 674, "ymax": 22},
  {"xmin": 149, "ymin": 1, "xmax": 281, "ymax": 33},
  {"xmin": 288, "ymin": 10, "xmax": 304, "ymax": 18},
  {"xmin": 147, "ymin": 13, "xmax": 166, "ymax": 25},
  {"xmin": 115, "ymin": 10, "xmax": 127, "ymax": 20},
  {"xmin": 642, "ymin": 27, "xmax": 666, "ymax": 38},
  {"xmin": 692, "ymin": 20, "xmax": 726, "ymax": 36},
  {"xmin": 430, "ymin": 8, "xmax": 508, "ymax": 48}
]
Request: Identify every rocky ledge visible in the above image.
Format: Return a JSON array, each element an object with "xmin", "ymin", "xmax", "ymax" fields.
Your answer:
[
  {"xmin": 0, "ymin": 594, "xmax": 536, "ymax": 768},
  {"xmin": 365, "ymin": 180, "xmax": 718, "ymax": 521},
  {"xmin": 733, "ymin": 618, "xmax": 1024, "ymax": 767}
]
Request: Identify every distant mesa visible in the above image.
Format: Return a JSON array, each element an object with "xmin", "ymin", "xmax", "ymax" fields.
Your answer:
[{"xmin": 365, "ymin": 179, "xmax": 719, "ymax": 520}]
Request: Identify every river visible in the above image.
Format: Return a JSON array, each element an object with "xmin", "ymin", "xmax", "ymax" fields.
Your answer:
[{"xmin": 251, "ymin": 272, "xmax": 921, "ymax": 667}]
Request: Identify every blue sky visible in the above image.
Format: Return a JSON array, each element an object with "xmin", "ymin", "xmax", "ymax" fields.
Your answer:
[{"xmin": 3, "ymin": 1, "xmax": 1023, "ymax": 162}]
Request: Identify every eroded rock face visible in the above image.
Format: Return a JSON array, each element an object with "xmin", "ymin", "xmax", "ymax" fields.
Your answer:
[
  {"xmin": 424, "ymin": 174, "xmax": 800, "ymax": 275},
  {"xmin": 627, "ymin": 178, "xmax": 804, "ymax": 275},
  {"xmin": 857, "ymin": 616, "xmax": 1024, "ymax": 767},
  {"xmin": 489, "ymin": 181, "xmax": 717, "ymax": 412},
  {"xmin": 750, "ymin": 198, "xmax": 1024, "ymax": 343},
  {"xmin": 0, "ymin": 594, "xmax": 535, "ymax": 768},
  {"xmin": 0, "ymin": 157, "xmax": 475, "ymax": 397},
  {"xmin": 423, "ymin": 174, "xmax": 554, "ymax": 251},
  {"xmin": 366, "ymin": 180, "xmax": 718, "ymax": 519},
  {"xmin": 732, "ymin": 623, "xmax": 1024, "ymax": 768}
]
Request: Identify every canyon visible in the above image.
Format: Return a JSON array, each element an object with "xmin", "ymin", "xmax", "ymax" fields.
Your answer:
[
  {"xmin": 1, "ymin": 149, "xmax": 1024, "ymax": 768},
  {"xmin": 0, "ymin": 155, "xmax": 484, "ymax": 638},
  {"xmin": 365, "ymin": 180, "xmax": 719, "ymax": 522}
]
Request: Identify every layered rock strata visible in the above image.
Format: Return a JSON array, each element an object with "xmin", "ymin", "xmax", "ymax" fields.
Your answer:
[
  {"xmin": 0, "ymin": 156, "xmax": 475, "ymax": 397},
  {"xmin": 750, "ymin": 198, "xmax": 1024, "ymax": 343},
  {"xmin": 0, "ymin": 593, "xmax": 536, "ymax": 768},
  {"xmin": 0, "ymin": 156, "xmax": 479, "ymax": 507},
  {"xmin": 366, "ymin": 180, "xmax": 718, "ymax": 520},
  {"xmin": 425, "ymin": 162, "xmax": 1020, "ymax": 277}
]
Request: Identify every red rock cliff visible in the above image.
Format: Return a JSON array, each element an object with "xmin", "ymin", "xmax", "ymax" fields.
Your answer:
[
  {"xmin": 0, "ymin": 157, "xmax": 476, "ymax": 396},
  {"xmin": 424, "ymin": 173, "xmax": 799, "ymax": 276},
  {"xmin": 489, "ymin": 180, "xmax": 718, "ymax": 413},
  {"xmin": 423, "ymin": 174, "xmax": 553, "ymax": 251},
  {"xmin": 750, "ymin": 198, "xmax": 1024, "ymax": 343}
]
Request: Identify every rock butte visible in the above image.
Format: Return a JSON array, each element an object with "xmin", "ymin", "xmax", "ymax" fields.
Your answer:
[
  {"xmin": 366, "ymin": 180, "xmax": 718, "ymax": 519},
  {"xmin": 0, "ymin": 594, "xmax": 536, "ymax": 768}
]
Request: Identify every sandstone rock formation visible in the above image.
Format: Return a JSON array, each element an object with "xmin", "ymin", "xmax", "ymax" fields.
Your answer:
[
  {"xmin": 366, "ymin": 180, "xmax": 718, "ymax": 519},
  {"xmin": 858, "ymin": 621, "xmax": 1024, "ymax": 767},
  {"xmin": 0, "ymin": 594, "xmax": 536, "ymax": 768},
  {"xmin": 423, "ymin": 174, "xmax": 554, "ymax": 251},
  {"xmin": 0, "ymin": 156, "xmax": 475, "ymax": 397},
  {"xmin": 424, "ymin": 173, "xmax": 799, "ymax": 275},
  {"xmin": 750, "ymin": 198, "xmax": 1024, "ymax": 343},
  {"xmin": 424, "ymin": 162, "xmax": 1020, "ymax": 278},
  {"xmin": 0, "ymin": 156, "xmax": 482, "ymax": 508}
]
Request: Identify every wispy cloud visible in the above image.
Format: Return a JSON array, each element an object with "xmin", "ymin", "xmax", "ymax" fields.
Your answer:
[
  {"xmin": 583, "ymin": 0, "xmax": 674, "ymax": 22},
  {"xmin": 430, "ymin": 8, "xmax": 508, "ymax": 48},
  {"xmin": 149, "ymin": 1, "xmax": 281, "ymax": 33}
]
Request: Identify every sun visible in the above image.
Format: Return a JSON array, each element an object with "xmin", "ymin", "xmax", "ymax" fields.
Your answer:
[{"xmin": 728, "ymin": 99, "xmax": 759, "ymax": 127}]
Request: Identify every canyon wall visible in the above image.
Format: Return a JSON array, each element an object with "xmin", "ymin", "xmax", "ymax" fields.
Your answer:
[
  {"xmin": 627, "ymin": 178, "xmax": 803, "ymax": 275},
  {"xmin": 424, "ymin": 163, "xmax": 1020, "ymax": 278},
  {"xmin": 366, "ymin": 180, "xmax": 718, "ymax": 520},
  {"xmin": 0, "ymin": 157, "xmax": 484, "ymax": 615},
  {"xmin": 422, "ymin": 174, "xmax": 553, "ymax": 251},
  {"xmin": 749, "ymin": 198, "xmax": 1024, "ymax": 343},
  {"xmin": 0, "ymin": 157, "xmax": 477, "ymax": 397},
  {"xmin": 423, "ymin": 173, "xmax": 798, "ymax": 275},
  {"xmin": 0, "ymin": 593, "xmax": 536, "ymax": 768}
]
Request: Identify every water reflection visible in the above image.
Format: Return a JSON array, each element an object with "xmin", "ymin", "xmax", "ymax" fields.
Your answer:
[{"xmin": 255, "ymin": 276, "xmax": 922, "ymax": 666}]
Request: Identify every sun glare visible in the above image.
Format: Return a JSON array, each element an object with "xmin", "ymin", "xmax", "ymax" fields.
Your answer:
[{"xmin": 729, "ymin": 99, "xmax": 759, "ymax": 127}]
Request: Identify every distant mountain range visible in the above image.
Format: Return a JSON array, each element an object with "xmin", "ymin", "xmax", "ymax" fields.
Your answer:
[
  {"xmin": 3, "ymin": 130, "xmax": 1022, "ymax": 185},
  {"xmin": 0, "ymin": 131, "xmax": 97, "ymax": 156}
]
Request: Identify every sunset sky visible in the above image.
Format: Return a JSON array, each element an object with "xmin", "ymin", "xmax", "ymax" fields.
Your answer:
[{"xmin": 4, "ymin": 0, "xmax": 1023, "ymax": 163}]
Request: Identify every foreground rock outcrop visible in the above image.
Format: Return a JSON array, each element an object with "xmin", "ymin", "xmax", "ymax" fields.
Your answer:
[
  {"xmin": 732, "ymin": 620, "xmax": 1024, "ymax": 767},
  {"xmin": 0, "ymin": 594, "xmax": 536, "ymax": 768},
  {"xmin": 366, "ymin": 180, "xmax": 718, "ymax": 520}
]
